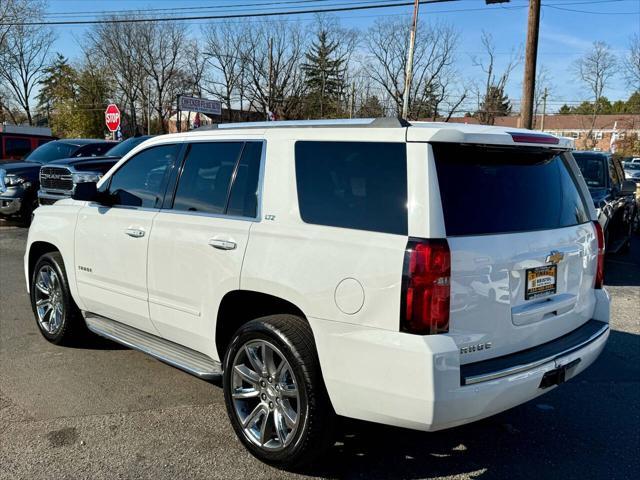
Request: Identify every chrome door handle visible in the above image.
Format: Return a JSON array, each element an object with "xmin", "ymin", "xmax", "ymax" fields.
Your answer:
[
  {"xmin": 124, "ymin": 228, "xmax": 145, "ymax": 238},
  {"xmin": 208, "ymin": 239, "xmax": 237, "ymax": 250}
]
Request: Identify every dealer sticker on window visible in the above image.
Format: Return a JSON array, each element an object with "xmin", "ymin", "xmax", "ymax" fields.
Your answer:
[{"xmin": 525, "ymin": 265, "xmax": 557, "ymax": 300}]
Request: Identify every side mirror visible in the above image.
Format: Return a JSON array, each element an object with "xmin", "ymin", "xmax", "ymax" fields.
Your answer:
[
  {"xmin": 72, "ymin": 182, "xmax": 98, "ymax": 201},
  {"xmin": 621, "ymin": 180, "xmax": 637, "ymax": 196}
]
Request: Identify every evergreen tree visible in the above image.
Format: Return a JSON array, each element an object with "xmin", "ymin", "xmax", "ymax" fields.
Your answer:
[
  {"xmin": 558, "ymin": 104, "xmax": 572, "ymax": 114},
  {"xmin": 76, "ymin": 65, "xmax": 111, "ymax": 138},
  {"xmin": 356, "ymin": 95, "xmax": 385, "ymax": 118},
  {"xmin": 37, "ymin": 54, "xmax": 111, "ymax": 137},
  {"xmin": 37, "ymin": 54, "xmax": 77, "ymax": 113},
  {"xmin": 475, "ymin": 85, "xmax": 511, "ymax": 125},
  {"xmin": 301, "ymin": 30, "xmax": 346, "ymax": 118}
]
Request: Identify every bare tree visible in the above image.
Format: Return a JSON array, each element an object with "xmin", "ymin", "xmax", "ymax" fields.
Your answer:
[
  {"xmin": 202, "ymin": 21, "xmax": 247, "ymax": 121},
  {"xmin": 0, "ymin": 0, "xmax": 53, "ymax": 125},
  {"xmin": 85, "ymin": 19, "xmax": 146, "ymax": 134},
  {"xmin": 0, "ymin": 0, "xmax": 30, "ymax": 51},
  {"xmin": 471, "ymin": 31, "xmax": 521, "ymax": 125},
  {"xmin": 364, "ymin": 19, "xmax": 464, "ymax": 120},
  {"xmin": 183, "ymin": 40, "xmax": 206, "ymax": 98},
  {"xmin": 533, "ymin": 64, "xmax": 553, "ymax": 128},
  {"xmin": 624, "ymin": 33, "xmax": 640, "ymax": 92},
  {"xmin": 242, "ymin": 20, "xmax": 308, "ymax": 119},
  {"xmin": 572, "ymin": 41, "xmax": 617, "ymax": 148},
  {"xmin": 138, "ymin": 20, "xmax": 187, "ymax": 133}
]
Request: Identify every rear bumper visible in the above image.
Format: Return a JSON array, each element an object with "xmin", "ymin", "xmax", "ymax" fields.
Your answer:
[
  {"xmin": 311, "ymin": 310, "xmax": 609, "ymax": 432},
  {"xmin": 460, "ymin": 319, "xmax": 608, "ymax": 385}
]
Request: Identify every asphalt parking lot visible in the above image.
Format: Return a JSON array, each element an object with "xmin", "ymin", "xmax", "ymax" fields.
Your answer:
[{"xmin": 1, "ymin": 224, "xmax": 639, "ymax": 480}]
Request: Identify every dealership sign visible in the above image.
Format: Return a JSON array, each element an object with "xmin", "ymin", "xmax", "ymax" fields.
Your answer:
[
  {"xmin": 105, "ymin": 104, "xmax": 121, "ymax": 132},
  {"xmin": 178, "ymin": 95, "xmax": 222, "ymax": 116}
]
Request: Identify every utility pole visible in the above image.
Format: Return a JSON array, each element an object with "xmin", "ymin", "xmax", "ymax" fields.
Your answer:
[
  {"xmin": 520, "ymin": 0, "xmax": 541, "ymax": 130},
  {"xmin": 401, "ymin": 0, "xmax": 420, "ymax": 120},
  {"xmin": 349, "ymin": 82, "xmax": 356, "ymax": 118},
  {"xmin": 540, "ymin": 87, "xmax": 548, "ymax": 131},
  {"xmin": 268, "ymin": 37, "xmax": 273, "ymax": 120},
  {"xmin": 147, "ymin": 79, "xmax": 152, "ymax": 135}
]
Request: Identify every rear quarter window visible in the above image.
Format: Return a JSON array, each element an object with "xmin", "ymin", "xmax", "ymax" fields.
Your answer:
[
  {"xmin": 432, "ymin": 143, "xmax": 590, "ymax": 236},
  {"xmin": 295, "ymin": 141, "xmax": 407, "ymax": 235}
]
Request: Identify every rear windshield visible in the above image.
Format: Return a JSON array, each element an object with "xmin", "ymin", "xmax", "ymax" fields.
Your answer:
[
  {"xmin": 573, "ymin": 153, "xmax": 607, "ymax": 188},
  {"xmin": 433, "ymin": 144, "xmax": 590, "ymax": 236}
]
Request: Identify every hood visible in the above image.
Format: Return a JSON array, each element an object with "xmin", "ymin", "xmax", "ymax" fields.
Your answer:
[
  {"xmin": 49, "ymin": 155, "xmax": 119, "ymax": 167},
  {"xmin": 48, "ymin": 155, "xmax": 121, "ymax": 174},
  {"xmin": 0, "ymin": 161, "xmax": 41, "ymax": 178}
]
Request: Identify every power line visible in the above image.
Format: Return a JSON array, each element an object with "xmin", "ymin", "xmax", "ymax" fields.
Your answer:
[
  {"xmin": 544, "ymin": 3, "xmax": 639, "ymax": 13},
  {"xmin": 40, "ymin": 0, "xmax": 391, "ymax": 19},
  {"xmin": 1, "ymin": 0, "xmax": 460, "ymax": 26},
  {"xmin": 5, "ymin": 0, "xmax": 634, "ymax": 27}
]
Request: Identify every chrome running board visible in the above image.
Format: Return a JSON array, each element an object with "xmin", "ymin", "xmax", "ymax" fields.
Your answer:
[{"xmin": 84, "ymin": 313, "xmax": 222, "ymax": 379}]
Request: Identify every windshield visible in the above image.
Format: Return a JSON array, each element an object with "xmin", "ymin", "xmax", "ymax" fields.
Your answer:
[
  {"xmin": 24, "ymin": 141, "xmax": 76, "ymax": 164},
  {"xmin": 624, "ymin": 163, "xmax": 640, "ymax": 170},
  {"xmin": 573, "ymin": 154, "xmax": 606, "ymax": 188},
  {"xmin": 105, "ymin": 136, "xmax": 151, "ymax": 158}
]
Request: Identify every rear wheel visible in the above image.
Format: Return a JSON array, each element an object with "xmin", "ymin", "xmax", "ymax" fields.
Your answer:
[
  {"xmin": 30, "ymin": 252, "xmax": 84, "ymax": 345},
  {"xmin": 222, "ymin": 315, "xmax": 334, "ymax": 469}
]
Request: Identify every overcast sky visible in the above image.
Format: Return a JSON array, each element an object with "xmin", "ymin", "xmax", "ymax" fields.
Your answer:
[{"xmin": 45, "ymin": 0, "xmax": 640, "ymax": 113}]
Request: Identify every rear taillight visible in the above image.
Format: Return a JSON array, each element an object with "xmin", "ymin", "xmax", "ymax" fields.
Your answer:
[
  {"xmin": 400, "ymin": 238, "xmax": 451, "ymax": 335},
  {"xmin": 593, "ymin": 221, "xmax": 605, "ymax": 289}
]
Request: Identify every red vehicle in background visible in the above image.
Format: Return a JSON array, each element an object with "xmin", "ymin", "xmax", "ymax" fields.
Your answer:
[{"xmin": 0, "ymin": 125, "xmax": 56, "ymax": 162}]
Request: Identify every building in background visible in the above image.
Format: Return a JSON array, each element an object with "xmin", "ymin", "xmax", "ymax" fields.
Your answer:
[{"xmin": 435, "ymin": 114, "xmax": 640, "ymax": 154}]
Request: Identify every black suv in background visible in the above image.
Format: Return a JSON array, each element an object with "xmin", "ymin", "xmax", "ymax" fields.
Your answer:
[
  {"xmin": 573, "ymin": 151, "xmax": 637, "ymax": 252},
  {"xmin": 0, "ymin": 139, "xmax": 115, "ymax": 223},
  {"xmin": 38, "ymin": 136, "xmax": 153, "ymax": 206}
]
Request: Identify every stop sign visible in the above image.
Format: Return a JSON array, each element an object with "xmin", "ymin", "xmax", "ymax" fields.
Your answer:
[{"xmin": 105, "ymin": 104, "xmax": 120, "ymax": 132}]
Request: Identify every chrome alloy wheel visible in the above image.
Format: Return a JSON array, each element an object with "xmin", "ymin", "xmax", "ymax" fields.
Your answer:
[
  {"xmin": 34, "ymin": 265, "xmax": 64, "ymax": 334},
  {"xmin": 231, "ymin": 340, "xmax": 301, "ymax": 451}
]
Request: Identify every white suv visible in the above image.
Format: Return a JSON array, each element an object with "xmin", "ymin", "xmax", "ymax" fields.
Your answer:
[{"xmin": 25, "ymin": 118, "xmax": 610, "ymax": 467}]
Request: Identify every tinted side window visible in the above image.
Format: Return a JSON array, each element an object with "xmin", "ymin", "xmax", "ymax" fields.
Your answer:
[
  {"xmin": 75, "ymin": 143, "xmax": 113, "ymax": 157},
  {"xmin": 608, "ymin": 159, "xmax": 620, "ymax": 186},
  {"xmin": 109, "ymin": 144, "xmax": 179, "ymax": 208},
  {"xmin": 5, "ymin": 137, "xmax": 32, "ymax": 159},
  {"xmin": 227, "ymin": 142, "xmax": 262, "ymax": 218},
  {"xmin": 295, "ymin": 141, "xmax": 408, "ymax": 235},
  {"xmin": 433, "ymin": 144, "xmax": 590, "ymax": 236},
  {"xmin": 172, "ymin": 142, "xmax": 243, "ymax": 214},
  {"xmin": 612, "ymin": 159, "xmax": 625, "ymax": 188}
]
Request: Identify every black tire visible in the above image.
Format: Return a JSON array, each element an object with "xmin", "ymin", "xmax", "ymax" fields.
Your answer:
[
  {"xmin": 222, "ymin": 315, "xmax": 334, "ymax": 469},
  {"xmin": 30, "ymin": 251, "xmax": 84, "ymax": 345}
]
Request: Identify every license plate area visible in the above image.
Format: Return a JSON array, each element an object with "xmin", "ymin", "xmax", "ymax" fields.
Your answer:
[{"xmin": 525, "ymin": 265, "xmax": 557, "ymax": 300}]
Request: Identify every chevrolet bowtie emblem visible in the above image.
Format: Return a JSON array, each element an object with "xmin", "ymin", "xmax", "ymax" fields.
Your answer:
[{"xmin": 546, "ymin": 250, "xmax": 564, "ymax": 264}]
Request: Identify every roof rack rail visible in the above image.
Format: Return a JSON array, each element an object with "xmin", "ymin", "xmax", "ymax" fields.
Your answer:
[{"xmin": 195, "ymin": 117, "xmax": 411, "ymax": 131}]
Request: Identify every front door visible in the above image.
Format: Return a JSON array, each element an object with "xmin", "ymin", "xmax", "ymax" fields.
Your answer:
[
  {"xmin": 75, "ymin": 143, "xmax": 182, "ymax": 334},
  {"xmin": 147, "ymin": 141, "xmax": 263, "ymax": 357}
]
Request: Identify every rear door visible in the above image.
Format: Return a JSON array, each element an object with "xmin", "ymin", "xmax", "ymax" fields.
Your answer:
[
  {"xmin": 147, "ymin": 141, "xmax": 263, "ymax": 356},
  {"xmin": 431, "ymin": 143, "xmax": 597, "ymax": 363}
]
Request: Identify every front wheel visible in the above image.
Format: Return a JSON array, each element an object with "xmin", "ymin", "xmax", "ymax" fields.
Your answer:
[
  {"xmin": 222, "ymin": 315, "xmax": 334, "ymax": 469},
  {"xmin": 30, "ymin": 252, "xmax": 84, "ymax": 345}
]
